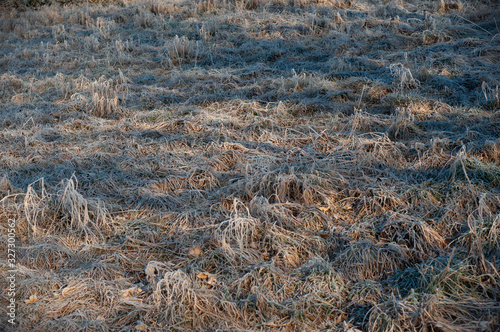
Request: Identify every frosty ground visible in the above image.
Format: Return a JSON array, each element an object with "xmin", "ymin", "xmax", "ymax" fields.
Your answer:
[{"xmin": 0, "ymin": 0, "xmax": 499, "ymax": 330}]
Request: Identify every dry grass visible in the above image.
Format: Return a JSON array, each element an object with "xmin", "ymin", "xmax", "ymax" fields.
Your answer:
[{"xmin": 0, "ymin": 0, "xmax": 499, "ymax": 330}]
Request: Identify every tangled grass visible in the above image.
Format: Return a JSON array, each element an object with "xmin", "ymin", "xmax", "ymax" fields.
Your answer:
[{"xmin": 0, "ymin": 0, "xmax": 499, "ymax": 330}]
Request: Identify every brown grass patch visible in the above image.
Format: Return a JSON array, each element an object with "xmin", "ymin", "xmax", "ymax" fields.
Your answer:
[{"xmin": 1, "ymin": 0, "xmax": 499, "ymax": 330}]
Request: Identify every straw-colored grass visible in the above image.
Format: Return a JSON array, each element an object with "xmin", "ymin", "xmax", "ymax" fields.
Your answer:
[{"xmin": 0, "ymin": 0, "xmax": 499, "ymax": 330}]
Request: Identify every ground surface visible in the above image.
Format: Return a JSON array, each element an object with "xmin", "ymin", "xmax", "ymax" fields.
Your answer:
[{"xmin": 0, "ymin": 0, "xmax": 499, "ymax": 331}]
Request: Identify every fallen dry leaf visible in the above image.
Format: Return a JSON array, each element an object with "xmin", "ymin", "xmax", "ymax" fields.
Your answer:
[
  {"xmin": 25, "ymin": 295, "xmax": 38, "ymax": 304},
  {"xmin": 135, "ymin": 322, "xmax": 148, "ymax": 331},
  {"xmin": 319, "ymin": 206, "xmax": 331, "ymax": 213},
  {"xmin": 122, "ymin": 287, "xmax": 142, "ymax": 297},
  {"xmin": 121, "ymin": 297, "xmax": 144, "ymax": 306},
  {"xmin": 197, "ymin": 272, "xmax": 217, "ymax": 286},
  {"xmin": 189, "ymin": 246, "xmax": 202, "ymax": 257}
]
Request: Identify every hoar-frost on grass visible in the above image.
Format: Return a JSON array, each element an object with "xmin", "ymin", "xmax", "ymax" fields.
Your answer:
[{"xmin": 0, "ymin": 0, "xmax": 499, "ymax": 330}]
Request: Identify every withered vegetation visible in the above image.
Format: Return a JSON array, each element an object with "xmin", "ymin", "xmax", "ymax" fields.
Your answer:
[{"xmin": 0, "ymin": 0, "xmax": 499, "ymax": 330}]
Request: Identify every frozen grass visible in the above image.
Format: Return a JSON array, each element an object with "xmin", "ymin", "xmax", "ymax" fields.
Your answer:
[{"xmin": 0, "ymin": 0, "xmax": 499, "ymax": 330}]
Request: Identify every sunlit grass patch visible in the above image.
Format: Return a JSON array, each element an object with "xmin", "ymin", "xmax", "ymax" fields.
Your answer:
[{"xmin": 1, "ymin": 0, "xmax": 499, "ymax": 330}]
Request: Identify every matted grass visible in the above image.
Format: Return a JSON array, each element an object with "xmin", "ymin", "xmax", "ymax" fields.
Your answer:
[{"xmin": 0, "ymin": 0, "xmax": 499, "ymax": 330}]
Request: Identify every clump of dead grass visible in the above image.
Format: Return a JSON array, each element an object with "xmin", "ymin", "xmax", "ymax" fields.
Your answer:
[
  {"xmin": 163, "ymin": 36, "xmax": 201, "ymax": 66},
  {"xmin": 381, "ymin": 253, "xmax": 500, "ymax": 331},
  {"xmin": 210, "ymin": 149, "xmax": 244, "ymax": 171},
  {"xmin": 335, "ymin": 239, "xmax": 408, "ymax": 281},
  {"xmin": 88, "ymin": 77, "xmax": 121, "ymax": 118},
  {"xmin": 22, "ymin": 176, "xmax": 110, "ymax": 242},
  {"xmin": 368, "ymin": 292, "xmax": 499, "ymax": 332},
  {"xmin": 377, "ymin": 213, "xmax": 446, "ymax": 261},
  {"xmin": 152, "ymin": 269, "xmax": 224, "ymax": 329},
  {"xmin": 215, "ymin": 200, "xmax": 264, "ymax": 266},
  {"xmin": 389, "ymin": 63, "xmax": 420, "ymax": 92},
  {"xmin": 2, "ymin": 0, "xmax": 500, "ymax": 330},
  {"xmin": 387, "ymin": 107, "xmax": 421, "ymax": 140},
  {"xmin": 449, "ymin": 146, "xmax": 500, "ymax": 186},
  {"xmin": 19, "ymin": 240, "xmax": 73, "ymax": 270},
  {"xmin": 188, "ymin": 167, "xmax": 220, "ymax": 190}
]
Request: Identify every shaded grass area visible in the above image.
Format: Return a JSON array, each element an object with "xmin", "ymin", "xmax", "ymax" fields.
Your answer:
[{"xmin": 0, "ymin": 0, "xmax": 499, "ymax": 330}]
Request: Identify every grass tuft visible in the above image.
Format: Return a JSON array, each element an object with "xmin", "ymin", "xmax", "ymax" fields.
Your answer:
[{"xmin": 1, "ymin": 0, "xmax": 499, "ymax": 330}]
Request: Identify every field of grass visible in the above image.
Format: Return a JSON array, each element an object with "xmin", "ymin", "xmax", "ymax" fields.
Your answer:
[{"xmin": 0, "ymin": 0, "xmax": 499, "ymax": 330}]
